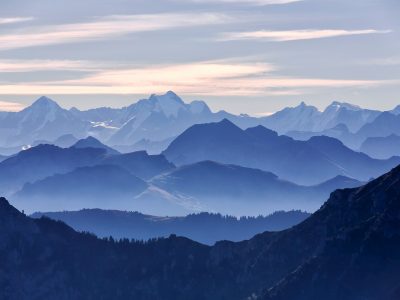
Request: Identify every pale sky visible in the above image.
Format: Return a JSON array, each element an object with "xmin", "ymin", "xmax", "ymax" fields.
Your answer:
[{"xmin": 0, "ymin": 0, "xmax": 399, "ymax": 115}]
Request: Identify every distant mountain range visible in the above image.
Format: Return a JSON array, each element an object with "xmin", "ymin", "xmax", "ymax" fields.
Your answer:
[
  {"xmin": 361, "ymin": 134, "xmax": 400, "ymax": 159},
  {"xmin": 6, "ymin": 134, "xmax": 366, "ymax": 216},
  {"xmin": 163, "ymin": 119, "xmax": 400, "ymax": 185},
  {"xmin": 2, "ymin": 161, "xmax": 400, "ymax": 299},
  {"xmin": 10, "ymin": 157, "xmax": 364, "ymax": 216},
  {"xmin": 30, "ymin": 209, "xmax": 311, "ymax": 245},
  {"xmin": 287, "ymin": 110, "xmax": 400, "ymax": 150},
  {"xmin": 0, "ymin": 92, "xmax": 397, "ymax": 153},
  {"xmin": 0, "ymin": 96, "xmax": 88, "ymax": 147}
]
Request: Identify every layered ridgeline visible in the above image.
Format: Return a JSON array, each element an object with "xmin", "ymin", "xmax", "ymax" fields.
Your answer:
[
  {"xmin": 2, "ymin": 164, "xmax": 400, "ymax": 299},
  {"xmin": 1, "ymin": 92, "xmax": 396, "ymax": 153},
  {"xmin": 287, "ymin": 109, "xmax": 400, "ymax": 150},
  {"xmin": 162, "ymin": 119, "xmax": 400, "ymax": 185},
  {"xmin": 11, "ymin": 157, "xmax": 363, "ymax": 216},
  {"xmin": 30, "ymin": 210, "xmax": 311, "ymax": 245}
]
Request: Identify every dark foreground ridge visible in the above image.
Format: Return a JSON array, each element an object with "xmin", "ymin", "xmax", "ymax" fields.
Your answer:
[{"xmin": 2, "ymin": 165, "xmax": 400, "ymax": 299}]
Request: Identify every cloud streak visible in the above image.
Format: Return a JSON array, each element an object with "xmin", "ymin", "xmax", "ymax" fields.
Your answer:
[
  {"xmin": 0, "ymin": 101, "xmax": 26, "ymax": 112},
  {"xmin": 0, "ymin": 17, "xmax": 34, "ymax": 24},
  {"xmin": 0, "ymin": 13, "xmax": 232, "ymax": 51},
  {"xmin": 0, "ymin": 59, "xmax": 116, "ymax": 72},
  {"xmin": 187, "ymin": 0, "xmax": 301, "ymax": 6},
  {"xmin": 220, "ymin": 29, "xmax": 391, "ymax": 42},
  {"xmin": 0, "ymin": 60, "xmax": 394, "ymax": 97}
]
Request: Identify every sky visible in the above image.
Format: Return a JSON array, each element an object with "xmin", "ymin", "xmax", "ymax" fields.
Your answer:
[{"xmin": 0, "ymin": 0, "xmax": 399, "ymax": 116}]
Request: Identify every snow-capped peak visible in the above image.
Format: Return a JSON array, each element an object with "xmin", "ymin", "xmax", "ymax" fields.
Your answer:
[
  {"xmin": 189, "ymin": 101, "xmax": 210, "ymax": 114},
  {"xmin": 22, "ymin": 96, "xmax": 62, "ymax": 123},
  {"xmin": 150, "ymin": 91, "xmax": 188, "ymax": 118},
  {"xmin": 31, "ymin": 96, "xmax": 58, "ymax": 107}
]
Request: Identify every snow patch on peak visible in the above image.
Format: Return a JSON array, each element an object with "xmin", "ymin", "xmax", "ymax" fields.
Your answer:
[
  {"xmin": 153, "ymin": 92, "xmax": 188, "ymax": 118},
  {"xmin": 189, "ymin": 101, "xmax": 207, "ymax": 114},
  {"xmin": 330, "ymin": 101, "xmax": 361, "ymax": 111}
]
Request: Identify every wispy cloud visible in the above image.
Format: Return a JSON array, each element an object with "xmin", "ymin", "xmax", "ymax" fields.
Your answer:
[
  {"xmin": 0, "ymin": 13, "xmax": 232, "ymax": 51},
  {"xmin": 361, "ymin": 58, "xmax": 400, "ymax": 66},
  {"xmin": 0, "ymin": 59, "xmax": 114, "ymax": 72},
  {"xmin": 0, "ymin": 101, "xmax": 26, "ymax": 112},
  {"xmin": 0, "ymin": 60, "xmax": 394, "ymax": 96},
  {"xmin": 220, "ymin": 29, "xmax": 391, "ymax": 42},
  {"xmin": 187, "ymin": 0, "xmax": 301, "ymax": 6},
  {"xmin": 0, "ymin": 17, "xmax": 34, "ymax": 24}
]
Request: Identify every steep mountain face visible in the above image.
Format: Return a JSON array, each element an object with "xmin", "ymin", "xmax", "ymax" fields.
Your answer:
[
  {"xmin": 30, "ymin": 210, "xmax": 311, "ymax": 246},
  {"xmin": 259, "ymin": 166, "xmax": 400, "ymax": 300},
  {"xmin": 260, "ymin": 101, "xmax": 320, "ymax": 134},
  {"xmin": 0, "ymin": 94, "xmax": 386, "ymax": 150},
  {"xmin": 0, "ymin": 144, "xmax": 106, "ymax": 197},
  {"xmin": 355, "ymin": 111, "xmax": 400, "ymax": 141},
  {"xmin": 260, "ymin": 101, "xmax": 380, "ymax": 135},
  {"xmin": 0, "ymin": 96, "xmax": 89, "ymax": 147},
  {"xmin": 162, "ymin": 119, "xmax": 361, "ymax": 185},
  {"xmin": 106, "ymin": 92, "xmax": 216, "ymax": 145},
  {"xmin": 307, "ymin": 135, "xmax": 400, "ymax": 182},
  {"xmin": 361, "ymin": 134, "xmax": 400, "ymax": 159},
  {"xmin": 71, "ymin": 136, "xmax": 120, "ymax": 155},
  {"xmin": 151, "ymin": 160, "xmax": 363, "ymax": 216},
  {"xmin": 1, "ymin": 164, "xmax": 400, "ymax": 300},
  {"xmin": 303, "ymin": 101, "xmax": 380, "ymax": 133},
  {"xmin": 13, "ymin": 164, "xmax": 149, "ymax": 213},
  {"xmin": 96, "ymin": 150, "xmax": 176, "ymax": 180},
  {"xmin": 69, "ymin": 106, "xmax": 122, "ymax": 122}
]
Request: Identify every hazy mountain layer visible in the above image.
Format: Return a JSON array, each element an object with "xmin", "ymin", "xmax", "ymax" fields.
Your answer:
[
  {"xmin": 163, "ymin": 119, "xmax": 398, "ymax": 185},
  {"xmin": 113, "ymin": 136, "xmax": 176, "ymax": 155},
  {"xmin": 1, "ymin": 162, "xmax": 400, "ymax": 299},
  {"xmin": 0, "ymin": 144, "xmax": 106, "ymax": 196},
  {"xmin": 0, "ymin": 93, "xmax": 389, "ymax": 149},
  {"xmin": 95, "ymin": 150, "xmax": 176, "ymax": 180},
  {"xmin": 71, "ymin": 136, "xmax": 120, "ymax": 155},
  {"xmin": 12, "ymin": 159, "xmax": 363, "ymax": 216},
  {"xmin": 14, "ymin": 164, "xmax": 148, "ymax": 212},
  {"xmin": 30, "ymin": 210, "xmax": 311, "ymax": 245},
  {"xmin": 151, "ymin": 160, "xmax": 364, "ymax": 215},
  {"xmin": 361, "ymin": 134, "xmax": 400, "ymax": 159}
]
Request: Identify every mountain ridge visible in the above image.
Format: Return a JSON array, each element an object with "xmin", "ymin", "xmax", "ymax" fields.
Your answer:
[{"xmin": 1, "ymin": 162, "xmax": 400, "ymax": 299}]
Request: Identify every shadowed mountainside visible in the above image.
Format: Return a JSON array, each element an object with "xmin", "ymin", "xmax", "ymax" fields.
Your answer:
[
  {"xmin": 12, "ymin": 160, "xmax": 363, "ymax": 216},
  {"xmin": 163, "ymin": 119, "xmax": 399, "ymax": 185},
  {"xmin": 1, "ymin": 163, "xmax": 400, "ymax": 299}
]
